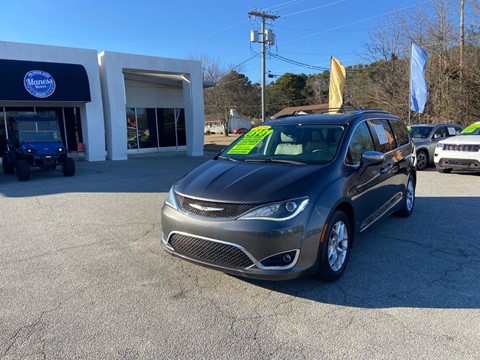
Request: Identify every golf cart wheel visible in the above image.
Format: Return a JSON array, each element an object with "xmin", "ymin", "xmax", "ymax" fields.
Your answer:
[
  {"xmin": 15, "ymin": 160, "xmax": 30, "ymax": 181},
  {"xmin": 2, "ymin": 154, "xmax": 14, "ymax": 174},
  {"xmin": 62, "ymin": 157, "xmax": 75, "ymax": 177}
]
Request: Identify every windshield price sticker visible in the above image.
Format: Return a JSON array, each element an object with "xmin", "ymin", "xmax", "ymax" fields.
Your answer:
[
  {"xmin": 227, "ymin": 126, "xmax": 273, "ymax": 154},
  {"xmin": 461, "ymin": 123, "xmax": 480, "ymax": 134}
]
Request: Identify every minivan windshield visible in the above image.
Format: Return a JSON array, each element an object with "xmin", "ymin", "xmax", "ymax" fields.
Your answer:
[{"xmin": 220, "ymin": 123, "xmax": 345, "ymax": 164}]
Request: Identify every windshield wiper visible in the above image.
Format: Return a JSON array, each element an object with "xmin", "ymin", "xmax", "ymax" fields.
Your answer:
[
  {"xmin": 245, "ymin": 158, "xmax": 306, "ymax": 165},
  {"xmin": 216, "ymin": 155, "xmax": 240, "ymax": 162}
]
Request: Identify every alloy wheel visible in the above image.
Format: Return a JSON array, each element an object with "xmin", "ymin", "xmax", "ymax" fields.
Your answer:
[{"xmin": 327, "ymin": 220, "xmax": 349, "ymax": 271}]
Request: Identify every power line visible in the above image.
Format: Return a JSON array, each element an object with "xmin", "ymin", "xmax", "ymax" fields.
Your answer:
[{"xmin": 270, "ymin": 53, "xmax": 329, "ymax": 71}]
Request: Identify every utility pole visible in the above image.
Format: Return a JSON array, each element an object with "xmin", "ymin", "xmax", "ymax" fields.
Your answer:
[
  {"xmin": 459, "ymin": 0, "xmax": 465, "ymax": 80},
  {"xmin": 249, "ymin": 10, "xmax": 279, "ymax": 122}
]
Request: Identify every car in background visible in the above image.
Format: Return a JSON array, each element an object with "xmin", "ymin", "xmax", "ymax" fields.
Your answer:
[
  {"xmin": 408, "ymin": 123, "xmax": 463, "ymax": 170},
  {"xmin": 434, "ymin": 122, "xmax": 480, "ymax": 173},
  {"xmin": 161, "ymin": 110, "xmax": 416, "ymax": 282},
  {"xmin": 232, "ymin": 128, "xmax": 249, "ymax": 134}
]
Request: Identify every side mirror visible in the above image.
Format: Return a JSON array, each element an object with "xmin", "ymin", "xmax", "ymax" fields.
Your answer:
[
  {"xmin": 433, "ymin": 133, "xmax": 441, "ymax": 139},
  {"xmin": 360, "ymin": 151, "xmax": 385, "ymax": 168}
]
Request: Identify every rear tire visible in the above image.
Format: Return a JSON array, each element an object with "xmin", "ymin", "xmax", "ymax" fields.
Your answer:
[
  {"xmin": 15, "ymin": 160, "xmax": 30, "ymax": 181},
  {"xmin": 315, "ymin": 210, "xmax": 351, "ymax": 282},
  {"xmin": 62, "ymin": 157, "xmax": 75, "ymax": 177},
  {"xmin": 2, "ymin": 154, "xmax": 14, "ymax": 174},
  {"xmin": 416, "ymin": 150, "xmax": 428, "ymax": 170},
  {"xmin": 397, "ymin": 175, "xmax": 415, "ymax": 217}
]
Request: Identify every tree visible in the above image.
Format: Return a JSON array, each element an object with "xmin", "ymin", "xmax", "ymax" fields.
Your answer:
[
  {"xmin": 304, "ymin": 72, "xmax": 329, "ymax": 105},
  {"xmin": 268, "ymin": 73, "xmax": 308, "ymax": 109},
  {"xmin": 187, "ymin": 53, "xmax": 224, "ymax": 83},
  {"xmin": 204, "ymin": 71, "xmax": 259, "ymax": 135}
]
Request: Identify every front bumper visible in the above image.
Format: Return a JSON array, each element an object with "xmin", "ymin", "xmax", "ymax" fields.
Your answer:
[
  {"xmin": 161, "ymin": 205, "xmax": 323, "ymax": 280},
  {"xmin": 435, "ymin": 155, "xmax": 480, "ymax": 171}
]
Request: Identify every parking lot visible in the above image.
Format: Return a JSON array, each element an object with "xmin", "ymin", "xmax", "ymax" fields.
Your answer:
[{"xmin": 1, "ymin": 152, "xmax": 479, "ymax": 360}]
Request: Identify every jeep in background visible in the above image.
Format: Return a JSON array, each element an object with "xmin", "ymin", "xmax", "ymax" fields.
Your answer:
[
  {"xmin": 408, "ymin": 123, "xmax": 463, "ymax": 170},
  {"xmin": 2, "ymin": 115, "xmax": 75, "ymax": 181}
]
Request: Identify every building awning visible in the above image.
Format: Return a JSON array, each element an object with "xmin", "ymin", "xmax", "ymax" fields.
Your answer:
[{"xmin": 0, "ymin": 59, "xmax": 91, "ymax": 102}]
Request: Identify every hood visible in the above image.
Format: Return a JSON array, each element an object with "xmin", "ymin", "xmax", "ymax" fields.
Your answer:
[
  {"xmin": 411, "ymin": 138, "xmax": 429, "ymax": 145},
  {"xmin": 439, "ymin": 135, "xmax": 480, "ymax": 144},
  {"xmin": 174, "ymin": 159, "xmax": 329, "ymax": 203},
  {"xmin": 20, "ymin": 141, "xmax": 66, "ymax": 155}
]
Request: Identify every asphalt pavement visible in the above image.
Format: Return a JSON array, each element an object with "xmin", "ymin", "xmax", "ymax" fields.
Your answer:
[{"xmin": 0, "ymin": 152, "xmax": 479, "ymax": 360}]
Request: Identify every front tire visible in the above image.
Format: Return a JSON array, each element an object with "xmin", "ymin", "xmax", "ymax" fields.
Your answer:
[
  {"xmin": 15, "ymin": 160, "xmax": 30, "ymax": 181},
  {"xmin": 62, "ymin": 157, "xmax": 75, "ymax": 177},
  {"xmin": 416, "ymin": 150, "xmax": 428, "ymax": 170},
  {"xmin": 316, "ymin": 210, "xmax": 351, "ymax": 282}
]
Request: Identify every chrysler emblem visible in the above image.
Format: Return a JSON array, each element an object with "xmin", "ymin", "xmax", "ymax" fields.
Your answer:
[{"xmin": 189, "ymin": 203, "xmax": 224, "ymax": 212}]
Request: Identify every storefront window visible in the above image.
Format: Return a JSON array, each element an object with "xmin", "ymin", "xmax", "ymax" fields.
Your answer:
[
  {"xmin": 159, "ymin": 108, "xmax": 176, "ymax": 147},
  {"xmin": 126, "ymin": 108, "xmax": 137, "ymax": 149},
  {"xmin": 136, "ymin": 108, "xmax": 151, "ymax": 149},
  {"xmin": 175, "ymin": 109, "xmax": 186, "ymax": 146},
  {"xmin": 127, "ymin": 107, "xmax": 185, "ymax": 150},
  {"xmin": 1, "ymin": 106, "xmax": 82, "ymax": 153}
]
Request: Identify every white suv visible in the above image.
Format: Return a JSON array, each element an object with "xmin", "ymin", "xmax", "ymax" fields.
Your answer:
[{"xmin": 434, "ymin": 122, "xmax": 480, "ymax": 173}]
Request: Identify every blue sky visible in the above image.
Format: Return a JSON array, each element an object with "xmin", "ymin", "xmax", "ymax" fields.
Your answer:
[{"xmin": 1, "ymin": 0, "xmax": 433, "ymax": 83}]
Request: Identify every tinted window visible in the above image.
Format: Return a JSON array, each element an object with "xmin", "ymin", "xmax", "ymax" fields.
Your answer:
[
  {"xmin": 347, "ymin": 122, "xmax": 374, "ymax": 165},
  {"xmin": 367, "ymin": 119, "xmax": 396, "ymax": 153},
  {"xmin": 389, "ymin": 119, "xmax": 410, "ymax": 147}
]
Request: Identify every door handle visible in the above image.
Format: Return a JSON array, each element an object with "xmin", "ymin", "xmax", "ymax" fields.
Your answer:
[{"xmin": 380, "ymin": 164, "xmax": 393, "ymax": 174}]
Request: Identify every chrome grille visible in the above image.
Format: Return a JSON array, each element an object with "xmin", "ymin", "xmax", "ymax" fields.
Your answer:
[
  {"xmin": 176, "ymin": 194, "xmax": 258, "ymax": 218},
  {"xmin": 169, "ymin": 233, "xmax": 254, "ymax": 268},
  {"xmin": 442, "ymin": 144, "xmax": 480, "ymax": 152}
]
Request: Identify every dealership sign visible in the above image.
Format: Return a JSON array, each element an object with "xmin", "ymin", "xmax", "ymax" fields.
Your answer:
[{"xmin": 24, "ymin": 70, "xmax": 56, "ymax": 98}]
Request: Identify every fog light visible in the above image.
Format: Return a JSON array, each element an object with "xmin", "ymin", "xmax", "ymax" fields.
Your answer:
[
  {"xmin": 259, "ymin": 250, "xmax": 298, "ymax": 269},
  {"xmin": 282, "ymin": 253, "xmax": 292, "ymax": 262}
]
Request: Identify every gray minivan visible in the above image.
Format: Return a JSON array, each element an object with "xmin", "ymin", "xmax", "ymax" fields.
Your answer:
[{"xmin": 161, "ymin": 110, "xmax": 416, "ymax": 281}]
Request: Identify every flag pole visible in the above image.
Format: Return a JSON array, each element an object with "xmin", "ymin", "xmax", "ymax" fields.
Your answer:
[{"xmin": 408, "ymin": 41, "xmax": 412, "ymax": 125}]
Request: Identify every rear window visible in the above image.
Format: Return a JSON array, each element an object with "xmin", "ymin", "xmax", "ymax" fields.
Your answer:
[
  {"xmin": 367, "ymin": 119, "xmax": 396, "ymax": 153},
  {"xmin": 389, "ymin": 119, "xmax": 410, "ymax": 147}
]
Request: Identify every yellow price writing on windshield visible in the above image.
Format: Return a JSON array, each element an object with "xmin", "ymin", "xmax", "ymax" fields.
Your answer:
[
  {"xmin": 461, "ymin": 122, "xmax": 480, "ymax": 134},
  {"xmin": 227, "ymin": 126, "xmax": 273, "ymax": 155}
]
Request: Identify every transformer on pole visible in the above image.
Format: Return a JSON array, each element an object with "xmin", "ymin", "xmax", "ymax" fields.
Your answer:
[{"xmin": 249, "ymin": 10, "xmax": 279, "ymax": 122}]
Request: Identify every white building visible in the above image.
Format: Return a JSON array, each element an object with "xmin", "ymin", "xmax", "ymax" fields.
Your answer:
[
  {"xmin": 0, "ymin": 41, "xmax": 205, "ymax": 161},
  {"xmin": 227, "ymin": 109, "xmax": 252, "ymax": 133}
]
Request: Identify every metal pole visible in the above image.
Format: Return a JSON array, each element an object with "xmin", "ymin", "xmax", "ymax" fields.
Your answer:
[
  {"xmin": 248, "ymin": 10, "xmax": 279, "ymax": 123},
  {"xmin": 261, "ymin": 17, "xmax": 266, "ymax": 122},
  {"xmin": 459, "ymin": 0, "xmax": 465, "ymax": 80}
]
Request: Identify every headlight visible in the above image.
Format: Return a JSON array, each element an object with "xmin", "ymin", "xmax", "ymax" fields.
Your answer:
[
  {"xmin": 436, "ymin": 144, "xmax": 444, "ymax": 149},
  {"xmin": 239, "ymin": 197, "xmax": 309, "ymax": 221},
  {"xmin": 164, "ymin": 186, "xmax": 178, "ymax": 210}
]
